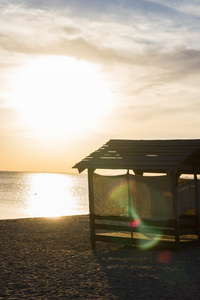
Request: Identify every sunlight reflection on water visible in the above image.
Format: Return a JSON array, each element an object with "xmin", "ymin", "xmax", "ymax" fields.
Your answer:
[{"xmin": 0, "ymin": 172, "xmax": 88, "ymax": 219}]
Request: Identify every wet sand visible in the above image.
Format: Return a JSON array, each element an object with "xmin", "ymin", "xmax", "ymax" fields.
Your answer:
[{"xmin": 0, "ymin": 214, "xmax": 200, "ymax": 299}]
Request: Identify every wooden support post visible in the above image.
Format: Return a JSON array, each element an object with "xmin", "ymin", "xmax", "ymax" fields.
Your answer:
[
  {"xmin": 88, "ymin": 169, "xmax": 96, "ymax": 249},
  {"xmin": 194, "ymin": 172, "xmax": 200, "ymax": 239},
  {"xmin": 171, "ymin": 172, "xmax": 180, "ymax": 249},
  {"xmin": 127, "ymin": 170, "xmax": 133, "ymax": 239}
]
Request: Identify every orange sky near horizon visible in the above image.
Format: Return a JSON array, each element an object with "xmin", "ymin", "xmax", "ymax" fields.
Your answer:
[{"xmin": 0, "ymin": 1, "xmax": 200, "ymax": 174}]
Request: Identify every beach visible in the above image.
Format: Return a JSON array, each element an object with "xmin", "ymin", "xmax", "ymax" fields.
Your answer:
[{"xmin": 0, "ymin": 215, "xmax": 200, "ymax": 299}]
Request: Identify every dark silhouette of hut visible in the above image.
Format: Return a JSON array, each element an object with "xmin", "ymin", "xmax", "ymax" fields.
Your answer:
[{"xmin": 73, "ymin": 139, "xmax": 200, "ymax": 249}]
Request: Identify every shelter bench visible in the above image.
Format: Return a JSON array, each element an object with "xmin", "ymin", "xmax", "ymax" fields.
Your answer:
[{"xmin": 91, "ymin": 214, "xmax": 199, "ymax": 250}]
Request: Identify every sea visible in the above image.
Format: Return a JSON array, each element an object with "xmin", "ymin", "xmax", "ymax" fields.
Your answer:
[{"xmin": 0, "ymin": 171, "xmax": 89, "ymax": 220}]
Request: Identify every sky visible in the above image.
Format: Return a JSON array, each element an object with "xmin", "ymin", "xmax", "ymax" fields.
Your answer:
[{"xmin": 0, "ymin": 0, "xmax": 200, "ymax": 173}]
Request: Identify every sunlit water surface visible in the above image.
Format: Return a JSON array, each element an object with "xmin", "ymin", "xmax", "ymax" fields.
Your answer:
[{"xmin": 0, "ymin": 172, "xmax": 88, "ymax": 220}]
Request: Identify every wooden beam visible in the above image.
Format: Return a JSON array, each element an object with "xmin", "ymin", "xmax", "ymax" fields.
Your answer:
[
  {"xmin": 127, "ymin": 170, "xmax": 133, "ymax": 239},
  {"xmin": 194, "ymin": 172, "xmax": 200, "ymax": 239},
  {"xmin": 88, "ymin": 169, "xmax": 96, "ymax": 249},
  {"xmin": 171, "ymin": 172, "xmax": 180, "ymax": 249},
  {"xmin": 134, "ymin": 170, "xmax": 144, "ymax": 176}
]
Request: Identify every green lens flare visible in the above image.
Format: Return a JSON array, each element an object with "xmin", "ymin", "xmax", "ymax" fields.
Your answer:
[{"xmin": 129, "ymin": 207, "xmax": 163, "ymax": 250}]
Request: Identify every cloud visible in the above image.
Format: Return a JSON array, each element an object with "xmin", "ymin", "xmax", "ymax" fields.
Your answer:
[
  {"xmin": 0, "ymin": 0, "xmax": 200, "ymax": 141},
  {"xmin": 146, "ymin": 0, "xmax": 200, "ymax": 17},
  {"xmin": 0, "ymin": 4, "xmax": 119, "ymax": 63},
  {"xmin": 0, "ymin": 1, "xmax": 199, "ymax": 65},
  {"xmin": 0, "ymin": 2, "xmax": 199, "ymax": 84},
  {"xmin": 0, "ymin": 0, "xmax": 200, "ymax": 172}
]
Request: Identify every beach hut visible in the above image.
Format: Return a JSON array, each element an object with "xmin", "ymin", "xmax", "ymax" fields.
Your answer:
[{"xmin": 73, "ymin": 139, "xmax": 200, "ymax": 249}]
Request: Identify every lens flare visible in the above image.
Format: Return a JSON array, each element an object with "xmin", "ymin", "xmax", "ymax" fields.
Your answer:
[
  {"xmin": 107, "ymin": 181, "xmax": 129, "ymax": 215},
  {"xmin": 96, "ymin": 174, "xmax": 165, "ymax": 250},
  {"xmin": 128, "ymin": 207, "xmax": 163, "ymax": 250},
  {"xmin": 129, "ymin": 207, "xmax": 142, "ymax": 228},
  {"xmin": 157, "ymin": 251, "xmax": 172, "ymax": 264},
  {"xmin": 139, "ymin": 230, "xmax": 163, "ymax": 251},
  {"xmin": 130, "ymin": 219, "xmax": 142, "ymax": 228}
]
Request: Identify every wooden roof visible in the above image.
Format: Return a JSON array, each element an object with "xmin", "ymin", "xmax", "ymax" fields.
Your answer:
[{"xmin": 73, "ymin": 139, "xmax": 200, "ymax": 174}]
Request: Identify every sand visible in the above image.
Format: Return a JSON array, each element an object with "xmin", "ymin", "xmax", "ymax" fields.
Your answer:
[{"xmin": 0, "ymin": 215, "xmax": 200, "ymax": 299}]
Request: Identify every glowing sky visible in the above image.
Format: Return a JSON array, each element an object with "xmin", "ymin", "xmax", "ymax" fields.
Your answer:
[{"xmin": 0, "ymin": 0, "xmax": 200, "ymax": 173}]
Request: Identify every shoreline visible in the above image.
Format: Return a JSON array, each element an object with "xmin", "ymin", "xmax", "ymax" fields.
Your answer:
[
  {"xmin": 0, "ymin": 214, "xmax": 200, "ymax": 299},
  {"xmin": 0, "ymin": 212, "xmax": 89, "ymax": 222}
]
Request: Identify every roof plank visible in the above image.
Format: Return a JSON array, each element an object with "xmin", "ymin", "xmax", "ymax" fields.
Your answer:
[{"xmin": 73, "ymin": 139, "xmax": 200, "ymax": 173}]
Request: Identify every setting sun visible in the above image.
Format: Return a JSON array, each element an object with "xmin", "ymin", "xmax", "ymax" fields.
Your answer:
[{"xmin": 10, "ymin": 56, "xmax": 113, "ymax": 137}]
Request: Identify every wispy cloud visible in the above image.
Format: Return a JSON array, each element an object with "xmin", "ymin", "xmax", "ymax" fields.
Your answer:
[
  {"xmin": 0, "ymin": 0, "xmax": 200, "ymax": 140},
  {"xmin": 0, "ymin": 0, "xmax": 200, "ymax": 172}
]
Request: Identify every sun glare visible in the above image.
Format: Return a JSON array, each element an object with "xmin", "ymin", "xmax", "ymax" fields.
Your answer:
[
  {"xmin": 25, "ymin": 173, "xmax": 88, "ymax": 218},
  {"xmin": 10, "ymin": 56, "xmax": 113, "ymax": 137}
]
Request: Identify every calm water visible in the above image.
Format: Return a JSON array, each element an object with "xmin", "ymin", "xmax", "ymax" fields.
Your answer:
[{"xmin": 0, "ymin": 172, "xmax": 89, "ymax": 220}]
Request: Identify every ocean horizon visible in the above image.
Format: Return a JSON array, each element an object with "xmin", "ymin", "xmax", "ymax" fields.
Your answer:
[{"xmin": 0, "ymin": 171, "xmax": 89, "ymax": 220}]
